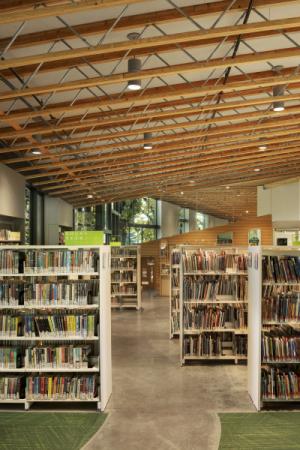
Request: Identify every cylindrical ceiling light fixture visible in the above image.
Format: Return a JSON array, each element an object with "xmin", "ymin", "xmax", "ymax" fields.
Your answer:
[
  {"xmin": 127, "ymin": 57, "xmax": 142, "ymax": 91},
  {"xmin": 273, "ymin": 84, "xmax": 285, "ymax": 112},
  {"xmin": 143, "ymin": 132, "xmax": 153, "ymax": 150}
]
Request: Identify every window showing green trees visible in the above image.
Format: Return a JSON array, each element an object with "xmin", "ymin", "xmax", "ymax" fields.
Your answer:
[
  {"xmin": 120, "ymin": 198, "xmax": 158, "ymax": 244},
  {"xmin": 74, "ymin": 207, "xmax": 96, "ymax": 231},
  {"xmin": 196, "ymin": 212, "xmax": 208, "ymax": 230}
]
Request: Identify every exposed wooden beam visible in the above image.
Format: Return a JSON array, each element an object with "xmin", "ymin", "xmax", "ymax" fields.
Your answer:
[
  {"xmin": 0, "ymin": 0, "xmax": 150, "ymax": 25},
  {"xmin": 1, "ymin": 92, "xmax": 300, "ymax": 140},
  {"xmin": 1, "ymin": 47, "xmax": 300, "ymax": 101},
  {"xmin": 2, "ymin": 16, "xmax": 300, "ymax": 71},
  {"xmin": 2, "ymin": 67, "xmax": 297, "ymax": 123},
  {"xmin": 0, "ymin": 0, "xmax": 293, "ymax": 49}
]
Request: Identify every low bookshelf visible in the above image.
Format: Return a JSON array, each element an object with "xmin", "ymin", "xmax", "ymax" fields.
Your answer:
[
  {"xmin": 248, "ymin": 246, "xmax": 300, "ymax": 410},
  {"xmin": 179, "ymin": 246, "xmax": 248, "ymax": 365},
  {"xmin": 111, "ymin": 245, "xmax": 141, "ymax": 310},
  {"xmin": 170, "ymin": 248, "xmax": 181, "ymax": 338},
  {"xmin": 0, "ymin": 245, "xmax": 112, "ymax": 411}
]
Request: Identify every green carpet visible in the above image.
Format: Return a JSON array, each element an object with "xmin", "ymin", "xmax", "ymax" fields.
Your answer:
[
  {"xmin": 0, "ymin": 412, "xmax": 107, "ymax": 450},
  {"xmin": 218, "ymin": 412, "xmax": 300, "ymax": 450}
]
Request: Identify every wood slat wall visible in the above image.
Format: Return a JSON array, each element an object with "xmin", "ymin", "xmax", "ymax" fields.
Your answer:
[{"xmin": 141, "ymin": 215, "xmax": 273, "ymax": 293}]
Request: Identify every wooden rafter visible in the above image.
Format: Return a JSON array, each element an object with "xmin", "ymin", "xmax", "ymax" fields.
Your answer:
[{"xmin": 1, "ymin": 47, "xmax": 300, "ymax": 101}]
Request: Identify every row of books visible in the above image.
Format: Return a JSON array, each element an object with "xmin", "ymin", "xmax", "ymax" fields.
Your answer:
[
  {"xmin": 0, "ymin": 230, "xmax": 21, "ymax": 242},
  {"xmin": 171, "ymin": 273, "xmax": 179, "ymax": 288},
  {"xmin": 182, "ymin": 250, "xmax": 247, "ymax": 273},
  {"xmin": 111, "ymin": 272, "xmax": 136, "ymax": 282},
  {"xmin": 263, "ymin": 284, "xmax": 300, "ymax": 298},
  {"xmin": 111, "ymin": 285, "xmax": 136, "ymax": 294},
  {"xmin": 262, "ymin": 256, "xmax": 300, "ymax": 283},
  {"xmin": 183, "ymin": 333, "xmax": 247, "ymax": 357},
  {"xmin": 111, "ymin": 260, "xmax": 136, "ymax": 270},
  {"xmin": 262, "ymin": 335, "xmax": 300, "ymax": 362},
  {"xmin": 0, "ymin": 375, "xmax": 97, "ymax": 400},
  {"xmin": 183, "ymin": 276, "xmax": 247, "ymax": 302},
  {"xmin": 261, "ymin": 367, "xmax": 300, "ymax": 400},
  {"xmin": 183, "ymin": 305, "xmax": 247, "ymax": 330},
  {"xmin": 0, "ymin": 376, "xmax": 22, "ymax": 399},
  {"xmin": 24, "ymin": 315, "xmax": 95, "ymax": 338},
  {"xmin": 111, "ymin": 248, "xmax": 137, "ymax": 257},
  {"xmin": 0, "ymin": 250, "xmax": 98, "ymax": 274},
  {"xmin": 262, "ymin": 293, "xmax": 300, "ymax": 323},
  {"xmin": 0, "ymin": 281, "xmax": 98, "ymax": 307},
  {"xmin": 0, "ymin": 345, "xmax": 95, "ymax": 369},
  {"xmin": 25, "ymin": 346, "xmax": 91, "ymax": 369}
]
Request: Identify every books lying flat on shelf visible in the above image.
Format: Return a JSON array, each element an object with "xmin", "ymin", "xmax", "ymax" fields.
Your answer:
[
  {"xmin": 183, "ymin": 304, "xmax": 247, "ymax": 330},
  {"xmin": 262, "ymin": 255, "xmax": 300, "ymax": 283},
  {"xmin": 26, "ymin": 375, "xmax": 97, "ymax": 400},
  {"xmin": 261, "ymin": 366, "xmax": 300, "ymax": 400},
  {"xmin": 262, "ymin": 292, "xmax": 300, "ymax": 323},
  {"xmin": 182, "ymin": 250, "xmax": 247, "ymax": 273},
  {"xmin": 183, "ymin": 275, "xmax": 247, "ymax": 302}
]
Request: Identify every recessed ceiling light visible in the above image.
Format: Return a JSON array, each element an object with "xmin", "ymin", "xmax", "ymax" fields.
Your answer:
[
  {"xmin": 226, "ymin": 186, "xmax": 230, "ymax": 190},
  {"xmin": 32, "ymin": 150, "xmax": 41, "ymax": 155},
  {"xmin": 87, "ymin": 194, "xmax": 93, "ymax": 199},
  {"xmin": 254, "ymin": 168, "xmax": 261, "ymax": 172},
  {"xmin": 258, "ymin": 145, "xmax": 267, "ymax": 151},
  {"xmin": 246, "ymin": 210, "xmax": 249, "ymax": 214},
  {"xmin": 180, "ymin": 191, "xmax": 184, "ymax": 195},
  {"xmin": 273, "ymin": 105, "xmax": 285, "ymax": 112},
  {"xmin": 189, "ymin": 180, "xmax": 195, "ymax": 184},
  {"xmin": 237, "ymin": 194, "xmax": 241, "ymax": 197}
]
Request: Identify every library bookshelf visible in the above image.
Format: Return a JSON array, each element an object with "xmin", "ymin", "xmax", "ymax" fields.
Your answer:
[
  {"xmin": 0, "ymin": 245, "xmax": 112, "ymax": 411},
  {"xmin": 170, "ymin": 248, "xmax": 181, "ymax": 338},
  {"xmin": 248, "ymin": 246, "xmax": 300, "ymax": 410},
  {"xmin": 111, "ymin": 245, "xmax": 141, "ymax": 310},
  {"xmin": 179, "ymin": 246, "xmax": 248, "ymax": 365}
]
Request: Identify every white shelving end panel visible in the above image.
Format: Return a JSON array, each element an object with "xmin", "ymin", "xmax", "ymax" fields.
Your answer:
[
  {"xmin": 247, "ymin": 246, "xmax": 262, "ymax": 411},
  {"xmin": 99, "ymin": 245, "xmax": 112, "ymax": 411}
]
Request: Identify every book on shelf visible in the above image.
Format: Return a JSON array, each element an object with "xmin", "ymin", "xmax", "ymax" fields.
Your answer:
[
  {"xmin": 0, "ymin": 280, "xmax": 99, "ymax": 307},
  {"xmin": 183, "ymin": 332, "xmax": 247, "ymax": 358},
  {"xmin": 261, "ymin": 366, "xmax": 300, "ymax": 400},
  {"xmin": 183, "ymin": 275, "xmax": 247, "ymax": 302},
  {"xmin": 0, "ymin": 249, "xmax": 98, "ymax": 275},
  {"xmin": 0, "ymin": 230, "xmax": 21, "ymax": 242},
  {"xmin": 0, "ymin": 376, "xmax": 24, "ymax": 399},
  {"xmin": 262, "ymin": 326, "xmax": 300, "ymax": 362},
  {"xmin": 182, "ymin": 249, "xmax": 247, "ymax": 273},
  {"xmin": 262, "ymin": 255, "xmax": 300, "ymax": 283},
  {"xmin": 183, "ymin": 304, "xmax": 248, "ymax": 330},
  {"xmin": 262, "ymin": 292, "xmax": 300, "ymax": 323},
  {"xmin": 26, "ymin": 375, "xmax": 97, "ymax": 400},
  {"xmin": 23, "ymin": 314, "xmax": 95, "ymax": 338}
]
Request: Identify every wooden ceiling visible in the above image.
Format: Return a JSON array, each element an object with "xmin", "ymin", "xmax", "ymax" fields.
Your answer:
[{"xmin": 0, "ymin": 0, "xmax": 300, "ymax": 220}]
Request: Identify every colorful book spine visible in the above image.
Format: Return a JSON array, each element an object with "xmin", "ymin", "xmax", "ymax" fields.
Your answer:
[{"xmin": 26, "ymin": 375, "xmax": 96, "ymax": 400}]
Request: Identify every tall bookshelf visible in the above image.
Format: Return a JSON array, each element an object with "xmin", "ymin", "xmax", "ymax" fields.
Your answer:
[
  {"xmin": 180, "ymin": 246, "xmax": 248, "ymax": 364},
  {"xmin": 248, "ymin": 246, "xmax": 300, "ymax": 410},
  {"xmin": 111, "ymin": 245, "xmax": 141, "ymax": 310},
  {"xmin": 170, "ymin": 248, "xmax": 181, "ymax": 338},
  {"xmin": 0, "ymin": 245, "xmax": 112, "ymax": 411}
]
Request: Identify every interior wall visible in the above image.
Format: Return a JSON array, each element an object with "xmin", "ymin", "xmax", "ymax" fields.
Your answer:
[
  {"xmin": 141, "ymin": 215, "xmax": 273, "ymax": 293},
  {"xmin": 44, "ymin": 196, "xmax": 73, "ymax": 244},
  {"xmin": 0, "ymin": 163, "xmax": 25, "ymax": 219}
]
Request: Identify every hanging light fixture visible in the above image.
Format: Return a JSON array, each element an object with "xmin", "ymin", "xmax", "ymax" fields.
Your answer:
[
  {"xmin": 127, "ymin": 58, "xmax": 142, "ymax": 91},
  {"xmin": 143, "ymin": 132, "xmax": 152, "ymax": 150},
  {"xmin": 272, "ymin": 65, "xmax": 285, "ymax": 112},
  {"xmin": 273, "ymin": 84, "xmax": 285, "ymax": 111}
]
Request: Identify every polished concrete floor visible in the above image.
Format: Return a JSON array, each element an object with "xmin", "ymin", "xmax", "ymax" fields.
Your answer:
[{"xmin": 85, "ymin": 292, "xmax": 255, "ymax": 450}]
